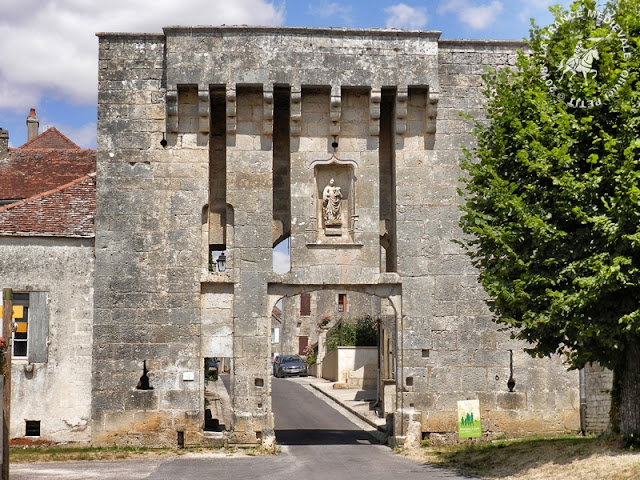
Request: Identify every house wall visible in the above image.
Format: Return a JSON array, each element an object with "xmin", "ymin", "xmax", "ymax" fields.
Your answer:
[
  {"xmin": 0, "ymin": 236, "xmax": 94, "ymax": 442},
  {"xmin": 280, "ymin": 290, "xmax": 382, "ymax": 355}
]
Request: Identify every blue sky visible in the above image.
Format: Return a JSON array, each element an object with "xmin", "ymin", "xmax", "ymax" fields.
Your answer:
[{"xmin": 0, "ymin": 1, "xmax": 570, "ymax": 149}]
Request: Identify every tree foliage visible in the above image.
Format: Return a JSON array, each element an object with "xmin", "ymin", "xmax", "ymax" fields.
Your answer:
[
  {"xmin": 458, "ymin": 0, "xmax": 639, "ymax": 376},
  {"xmin": 327, "ymin": 315, "xmax": 379, "ymax": 351}
]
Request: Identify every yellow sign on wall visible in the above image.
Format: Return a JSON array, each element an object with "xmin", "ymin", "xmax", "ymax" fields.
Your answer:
[{"xmin": 12, "ymin": 305, "xmax": 24, "ymax": 319}]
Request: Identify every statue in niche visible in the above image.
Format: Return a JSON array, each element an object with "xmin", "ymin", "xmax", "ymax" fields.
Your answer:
[{"xmin": 322, "ymin": 178, "xmax": 343, "ymax": 226}]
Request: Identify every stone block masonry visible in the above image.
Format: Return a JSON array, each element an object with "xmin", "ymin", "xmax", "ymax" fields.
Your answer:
[{"xmin": 94, "ymin": 27, "xmax": 598, "ymax": 447}]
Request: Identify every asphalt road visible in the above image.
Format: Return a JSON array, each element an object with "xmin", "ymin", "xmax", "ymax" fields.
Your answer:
[{"xmin": 11, "ymin": 377, "xmax": 475, "ymax": 480}]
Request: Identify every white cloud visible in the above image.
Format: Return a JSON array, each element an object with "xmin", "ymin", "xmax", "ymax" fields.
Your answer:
[
  {"xmin": 0, "ymin": 1, "xmax": 285, "ymax": 112},
  {"xmin": 438, "ymin": 0, "xmax": 504, "ymax": 30},
  {"xmin": 384, "ymin": 4, "xmax": 428, "ymax": 30},
  {"xmin": 308, "ymin": 1, "xmax": 353, "ymax": 25}
]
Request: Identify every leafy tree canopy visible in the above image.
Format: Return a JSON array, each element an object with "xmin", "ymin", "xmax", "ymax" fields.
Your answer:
[{"xmin": 458, "ymin": 0, "xmax": 639, "ymax": 374}]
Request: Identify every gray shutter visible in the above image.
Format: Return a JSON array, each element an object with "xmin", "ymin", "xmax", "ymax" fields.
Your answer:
[{"xmin": 28, "ymin": 292, "xmax": 49, "ymax": 363}]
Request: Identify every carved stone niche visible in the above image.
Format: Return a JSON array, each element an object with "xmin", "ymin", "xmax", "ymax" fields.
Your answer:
[{"xmin": 312, "ymin": 158, "xmax": 357, "ymax": 243}]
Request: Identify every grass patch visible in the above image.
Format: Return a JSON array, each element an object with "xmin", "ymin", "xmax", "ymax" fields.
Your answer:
[
  {"xmin": 11, "ymin": 445, "xmax": 200, "ymax": 464},
  {"xmin": 412, "ymin": 435, "xmax": 640, "ymax": 480},
  {"xmin": 9, "ymin": 443, "xmax": 277, "ymax": 464}
]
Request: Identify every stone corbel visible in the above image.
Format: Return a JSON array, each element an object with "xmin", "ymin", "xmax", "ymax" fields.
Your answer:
[
  {"xmin": 395, "ymin": 87, "xmax": 408, "ymax": 136},
  {"xmin": 369, "ymin": 88, "xmax": 381, "ymax": 136},
  {"xmin": 198, "ymin": 89, "xmax": 210, "ymax": 134},
  {"xmin": 263, "ymin": 86, "xmax": 274, "ymax": 136},
  {"xmin": 290, "ymin": 87, "xmax": 302, "ymax": 137},
  {"xmin": 226, "ymin": 85, "xmax": 236, "ymax": 135},
  {"xmin": 426, "ymin": 90, "xmax": 439, "ymax": 134},
  {"xmin": 166, "ymin": 90, "xmax": 178, "ymax": 133},
  {"xmin": 330, "ymin": 85, "xmax": 341, "ymax": 137}
]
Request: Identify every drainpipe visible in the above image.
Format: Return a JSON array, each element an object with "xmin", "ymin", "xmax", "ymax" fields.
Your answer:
[{"xmin": 579, "ymin": 368, "xmax": 586, "ymax": 435}]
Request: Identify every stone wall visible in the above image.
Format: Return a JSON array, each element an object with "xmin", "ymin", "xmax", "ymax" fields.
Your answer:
[
  {"xmin": 0, "ymin": 236, "xmax": 94, "ymax": 442},
  {"xmin": 95, "ymin": 33, "xmax": 207, "ymax": 446},
  {"xmin": 583, "ymin": 364, "xmax": 613, "ymax": 433},
  {"xmin": 404, "ymin": 40, "xmax": 581, "ymax": 443},
  {"xmin": 95, "ymin": 27, "xmax": 588, "ymax": 447}
]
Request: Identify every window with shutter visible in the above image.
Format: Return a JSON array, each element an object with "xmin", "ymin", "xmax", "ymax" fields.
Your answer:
[
  {"xmin": 300, "ymin": 293, "xmax": 311, "ymax": 316},
  {"xmin": 10, "ymin": 292, "xmax": 48, "ymax": 363},
  {"xmin": 12, "ymin": 293, "xmax": 29, "ymax": 358}
]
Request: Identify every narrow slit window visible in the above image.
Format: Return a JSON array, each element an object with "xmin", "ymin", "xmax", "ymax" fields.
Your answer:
[{"xmin": 338, "ymin": 293, "xmax": 347, "ymax": 313}]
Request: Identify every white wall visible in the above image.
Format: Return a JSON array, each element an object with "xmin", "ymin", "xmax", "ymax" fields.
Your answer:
[{"xmin": 0, "ymin": 236, "xmax": 94, "ymax": 442}]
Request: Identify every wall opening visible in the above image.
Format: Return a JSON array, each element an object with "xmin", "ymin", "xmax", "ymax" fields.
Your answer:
[
  {"xmin": 209, "ymin": 85, "xmax": 227, "ymax": 251},
  {"xmin": 380, "ymin": 87, "xmax": 397, "ymax": 272},
  {"xmin": 273, "ymin": 85, "xmax": 291, "ymax": 250},
  {"xmin": 25, "ymin": 420, "xmax": 40, "ymax": 437}
]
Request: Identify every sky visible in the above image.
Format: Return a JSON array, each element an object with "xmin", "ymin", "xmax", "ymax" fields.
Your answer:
[{"xmin": 0, "ymin": 0, "xmax": 573, "ymax": 150}]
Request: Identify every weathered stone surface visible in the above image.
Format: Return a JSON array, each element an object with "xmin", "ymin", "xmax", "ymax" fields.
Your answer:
[{"xmin": 90, "ymin": 27, "xmax": 590, "ymax": 448}]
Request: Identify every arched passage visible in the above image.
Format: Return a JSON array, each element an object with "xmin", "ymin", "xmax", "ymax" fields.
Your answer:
[{"xmin": 264, "ymin": 283, "xmax": 402, "ymax": 443}]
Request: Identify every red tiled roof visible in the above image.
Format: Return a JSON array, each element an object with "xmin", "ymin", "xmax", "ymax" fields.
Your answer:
[
  {"xmin": 19, "ymin": 127, "xmax": 80, "ymax": 150},
  {"xmin": 0, "ymin": 174, "xmax": 96, "ymax": 237},
  {"xmin": 0, "ymin": 143, "xmax": 96, "ymax": 202}
]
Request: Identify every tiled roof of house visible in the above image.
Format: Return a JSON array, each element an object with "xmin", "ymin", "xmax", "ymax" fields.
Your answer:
[
  {"xmin": 0, "ymin": 128, "xmax": 96, "ymax": 202},
  {"xmin": 19, "ymin": 127, "xmax": 80, "ymax": 150},
  {"xmin": 0, "ymin": 174, "xmax": 96, "ymax": 237}
]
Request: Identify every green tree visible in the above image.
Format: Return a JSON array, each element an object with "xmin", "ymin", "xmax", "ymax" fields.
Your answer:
[
  {"xmin": 458, "ymin": 0, "xmax": 640, "ymax": 438},
  {"xmin": 327, "ymin": 315, "xmax": 379, "ymax": 351}
]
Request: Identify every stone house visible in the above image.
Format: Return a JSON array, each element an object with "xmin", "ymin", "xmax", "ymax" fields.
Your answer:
[{"xmin": 0, "ymin": 113, "xmax": 96, "ymax": 442}]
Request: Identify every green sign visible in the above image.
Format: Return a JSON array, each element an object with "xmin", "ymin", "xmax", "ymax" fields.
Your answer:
[{"xmin": 457, "ymin": 399, "xmax": 481, "ymax": 438}]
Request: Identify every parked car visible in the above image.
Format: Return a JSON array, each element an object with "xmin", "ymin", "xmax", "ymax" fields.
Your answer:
[
  {"xmin": 205, "ymin": 357, "xmax": 218, "ymax": 380},
  {"xmin": 274, "ymin": 355, "xmax": 307, "ymax": 378}
]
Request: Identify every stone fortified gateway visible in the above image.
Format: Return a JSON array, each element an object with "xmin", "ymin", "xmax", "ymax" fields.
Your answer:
[{"xmin": 95, "ymin": 27, "xmax": 581, "ymax": 447}]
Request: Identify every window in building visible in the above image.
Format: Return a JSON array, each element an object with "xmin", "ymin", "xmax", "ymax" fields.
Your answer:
[
  {"xmin": 10, "ymin": 292, "xmax": 49, "ymax": 363},
  {"xmin": 12, "ymin": 293, "xmax": 29, "ymax": 358},
  {"xmin": 271, "ymin": 327, "xmax": 280, "ymax": 344},
  {"xmin": 300, "ymin": 293, "xmax": 311, "ymax": 316},
  {"xmin": 338, "ymin": 293, "xmax": 347, "ymax": 313},
  {"xmin": 298, "ymin": 336, "xmax": 308, "ymax": 355}
]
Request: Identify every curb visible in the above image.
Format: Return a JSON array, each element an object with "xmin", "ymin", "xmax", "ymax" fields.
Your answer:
[{"xmin": 308, "ymin": 382, "xmax": 389, "ymax": 444}]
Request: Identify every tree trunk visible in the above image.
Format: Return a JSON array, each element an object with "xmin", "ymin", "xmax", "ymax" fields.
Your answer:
[{"xmin": 611, "ymin": 341, "xmax": 640, "ymax": 437}]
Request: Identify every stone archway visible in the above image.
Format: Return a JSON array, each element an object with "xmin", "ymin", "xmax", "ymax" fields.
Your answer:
[{"xmin": 262, "ymin": 282, "xmax": 402, "ymax": 442}]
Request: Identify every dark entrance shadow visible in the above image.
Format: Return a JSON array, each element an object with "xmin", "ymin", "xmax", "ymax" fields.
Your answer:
[{"xmin": 275, "ymin": 428, "xmax": 379, "ymax": 446}]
